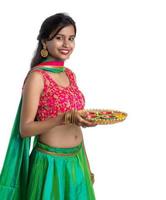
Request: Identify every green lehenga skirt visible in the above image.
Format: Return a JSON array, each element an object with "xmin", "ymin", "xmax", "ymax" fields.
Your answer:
[{"xmin": 26, "ymin": 140, "xmax": 96, "ymax": 200}]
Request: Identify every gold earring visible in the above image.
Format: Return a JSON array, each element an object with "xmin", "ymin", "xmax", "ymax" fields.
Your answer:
[{"xmin": 40, "ymin": 45, "xmax": 48, "ymax": 57}]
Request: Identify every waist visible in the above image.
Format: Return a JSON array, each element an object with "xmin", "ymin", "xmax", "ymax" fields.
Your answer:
[
  {"xmin": 34, "ymin": 140, "xmax": 83, "ymax": 156},
  {"xmin": 39, "ymin": 123, "xmax": 82, "ymax": 141}
]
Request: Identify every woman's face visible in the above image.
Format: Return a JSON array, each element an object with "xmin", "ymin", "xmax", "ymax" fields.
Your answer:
[{"xmin": 43, "ymin": 25, "xmax": 76, "ymax": 61}]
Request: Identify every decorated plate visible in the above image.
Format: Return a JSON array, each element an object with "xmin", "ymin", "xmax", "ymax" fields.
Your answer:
[{"xmin": 79, "ymin": 109, "xmax": 127, "ymax": 125}]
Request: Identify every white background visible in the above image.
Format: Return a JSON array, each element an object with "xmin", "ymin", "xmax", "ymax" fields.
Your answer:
[{"xmin": 0, "ymin": 0, "xmax": 166, "ymax": 199}]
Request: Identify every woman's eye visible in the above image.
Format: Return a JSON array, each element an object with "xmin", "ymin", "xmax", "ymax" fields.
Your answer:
[
  {"xmin": 56, "ymin": 36, "xmax": 63, "ymax": 40},
  {"xmin": 69, "ymin": 37, "xmax": 75, "ymax": 41},
  {"xmin": 55, "ymin": 36, "xmax": 75, "ymax": 42}
]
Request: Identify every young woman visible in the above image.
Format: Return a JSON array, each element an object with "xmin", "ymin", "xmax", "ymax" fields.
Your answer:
[{"xmin": 8, "ymin": 13, "xmax": 96, "ymax": 199}]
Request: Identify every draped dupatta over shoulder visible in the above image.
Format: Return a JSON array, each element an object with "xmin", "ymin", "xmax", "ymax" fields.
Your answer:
[{"xmin": 0, "ymin": 59, "xmax": 65, "ymax": 199}]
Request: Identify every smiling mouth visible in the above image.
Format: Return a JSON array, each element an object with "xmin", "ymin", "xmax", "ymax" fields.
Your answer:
[{"xmin": 59, "ymin": 49, "xmax": 70, "ymax": 55}]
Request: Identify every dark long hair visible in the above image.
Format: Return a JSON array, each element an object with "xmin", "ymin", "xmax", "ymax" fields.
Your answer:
[{"xmin": 30, "ymin": 13, "xmax": 77, "ymax": 68}]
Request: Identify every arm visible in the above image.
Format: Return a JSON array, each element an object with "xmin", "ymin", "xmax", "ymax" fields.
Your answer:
[{"xmin": 20, "ymin": 71, "xmax": 65, "ymax": 138}]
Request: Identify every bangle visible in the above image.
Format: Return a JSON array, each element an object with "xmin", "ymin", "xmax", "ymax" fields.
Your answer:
[
  {"xmin": 64, "ymin": 112, "xmax": 71, "ymax": 124},
  {"xmin": 64, "ymin": 110, "xmax": 77, "ymax": 125}
]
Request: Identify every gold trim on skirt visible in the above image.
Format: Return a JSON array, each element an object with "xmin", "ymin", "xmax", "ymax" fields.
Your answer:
[{"xmin": 35, "ymin": 146, "xmax": 81, "ymax": 157}]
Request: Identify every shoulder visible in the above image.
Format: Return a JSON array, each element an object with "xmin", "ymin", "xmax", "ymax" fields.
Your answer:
[
  {"xmin": 25, "ymin": 69, "xmax": 45, "ymax": 83},
  {"xmin": 65, "ymin": 67, "xmax": 76, "ymax": 80},
  {"xmin": 22, "ymin": 69, "xmax": 45, "ymax": 92}
]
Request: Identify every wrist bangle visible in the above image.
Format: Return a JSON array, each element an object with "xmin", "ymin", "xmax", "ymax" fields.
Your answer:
[{"xmin": 64, "ymin": 110, "xmax": 77, "ymax": 125}]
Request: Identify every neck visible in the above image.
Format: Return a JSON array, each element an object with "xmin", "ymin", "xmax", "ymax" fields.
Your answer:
[{"xmin": 45, "ymin": 56, "xmax": 65, "ymax": 62}]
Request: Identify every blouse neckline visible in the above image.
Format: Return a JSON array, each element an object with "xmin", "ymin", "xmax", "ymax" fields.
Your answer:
[{"xmin": 43, "ymin": 67, "xmax": 72, "ymax": 89}]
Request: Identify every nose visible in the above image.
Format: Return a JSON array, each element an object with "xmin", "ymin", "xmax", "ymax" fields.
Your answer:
[{"xmin": 63, "ymin": 38, "xmax": 69, "ymax": 48}]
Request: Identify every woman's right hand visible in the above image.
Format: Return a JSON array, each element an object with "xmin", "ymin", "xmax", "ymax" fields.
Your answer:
[
  {"xmin": 75, "ymin": 110, "xmax": 97, "ymax": 128},
  {"xmin": 64, "ymin": 110, "xmax": 97, "ymax": 128}
]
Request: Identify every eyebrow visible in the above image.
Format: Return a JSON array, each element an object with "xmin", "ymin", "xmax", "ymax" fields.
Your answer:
[
  {"xmin": 48, "ymin": 33, "xmax": 75, "ymax": 41},
  {"xmin": 56, "ymin": 34, "xmax": 75, "ymax": 37}
]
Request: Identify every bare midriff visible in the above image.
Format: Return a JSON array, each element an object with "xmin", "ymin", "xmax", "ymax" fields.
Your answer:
[{"xmin": 38, "ymin": 124, "xmax": 83, "ymax": 148}]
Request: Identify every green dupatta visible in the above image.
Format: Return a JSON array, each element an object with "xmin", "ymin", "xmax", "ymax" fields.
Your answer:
[
  {"xmin": 0, "ymin": 96, "xmax": 35, "ymax": 199},
  {"xmin": 0, "ymin": 63, "xmax": 65, "ymax": 199}
]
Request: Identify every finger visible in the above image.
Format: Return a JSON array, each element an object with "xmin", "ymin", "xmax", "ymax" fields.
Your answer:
[
  {"xmin": 77, "ymin": 115, "xmax": 97, "ymax": 127},
  {"xmin": 77, "ymin": 115, "xmax": 87, "ymax": 124},
  {"xmin": 80, "ymin": 119, "xmax": 93, "ymax": 126},
  {"xmin": 79, "ymin": 111, "xmax": 87, "ymax": 118},
  {"xmin": 82, "ymin": 120, "xmax": 97, "ymax": 127},
  {"xmin": 78, "ymin": 110, "xmax": 87, "ymax": 118},
  {"xmin": 84, "ymin": 119, "xmax": 97, "ymax": 125},
  {"xmin": 87, "ymin": 124, "xmax": 97, "ymax": 127}
]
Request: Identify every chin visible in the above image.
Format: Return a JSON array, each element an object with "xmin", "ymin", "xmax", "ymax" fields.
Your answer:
[
  {"xmin": 52, "ymin": 52, "xmax": 72, "ymax": 61},
  {"xmin": 60, "ymin": 55, "xmax": 71, "ymax": 60}
]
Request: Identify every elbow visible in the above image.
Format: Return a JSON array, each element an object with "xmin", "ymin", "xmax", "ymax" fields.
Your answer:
[
  {"xmin": 19, "ymin": 124, "xmax": 28, "ymax": 138},
  {"xmin": 20, "ymin": 129, "xmax": 26, "ymax": 138}
]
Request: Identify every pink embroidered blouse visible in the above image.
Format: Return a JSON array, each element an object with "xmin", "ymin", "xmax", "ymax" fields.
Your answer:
[{"xmin": 23, "ymin": 67, "xmax": 85, "ymax": 121}]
